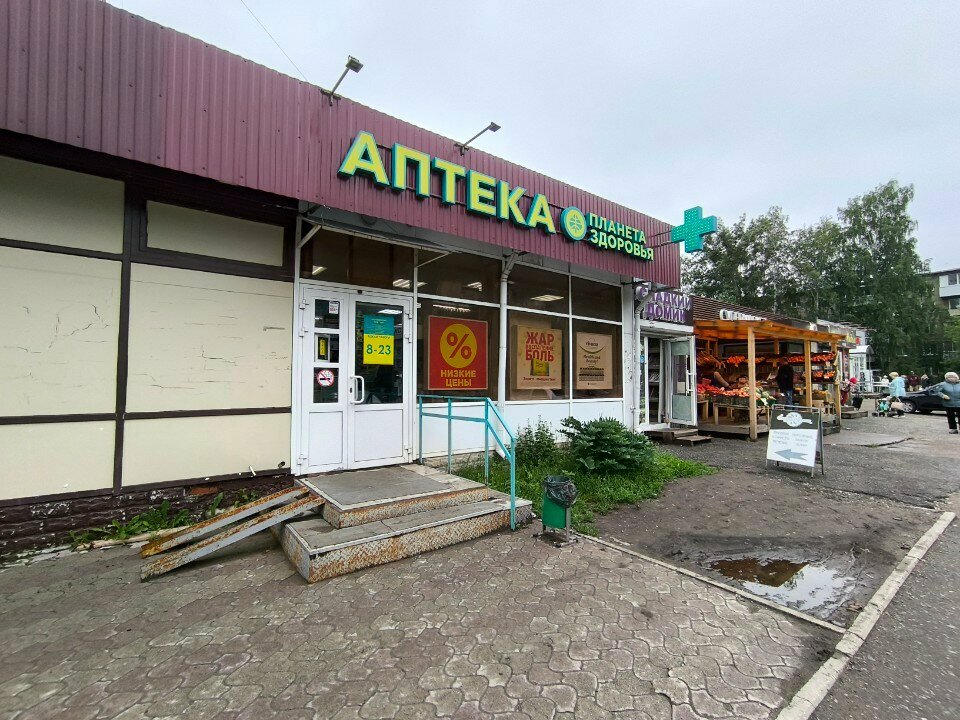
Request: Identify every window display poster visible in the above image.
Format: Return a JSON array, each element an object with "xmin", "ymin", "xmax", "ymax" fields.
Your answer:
[
  {"xmin": 427, "ymin": 316, "xmax": 488, "ymax": 390},
  {"xmin": 575, "ymin": 332, "xmax": 613, "ymax": 390},
  {"xmin": 515, "ymin": 324, "xmax": 563, "ymax": 390},
  {"xmin": 363, "ymin": 315, "xmax": 394, "ymax": 365}
]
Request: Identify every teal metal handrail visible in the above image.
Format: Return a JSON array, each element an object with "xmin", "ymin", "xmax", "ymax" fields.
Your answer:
[{"xmin": 417, "ymin": 395, "xmax": 516, "ymax": 530}]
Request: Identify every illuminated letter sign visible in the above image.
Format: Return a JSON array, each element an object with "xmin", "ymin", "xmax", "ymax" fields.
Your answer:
[{"xmin": 337, "ymin": 131, "xmax": 655, "ymax": 262}]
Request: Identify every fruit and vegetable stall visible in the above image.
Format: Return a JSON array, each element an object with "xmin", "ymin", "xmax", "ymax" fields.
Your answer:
[{"xmin": 693, "ymin": 319, "xmax": 848, "ymax": 440}]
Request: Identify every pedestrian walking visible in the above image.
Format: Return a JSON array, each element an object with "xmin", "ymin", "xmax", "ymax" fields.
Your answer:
[
  {"xmin": 920, "ymin": 373, "xmax": 930, "ymax": 389},
  {"xmin": 939, "ymin": 372, "xmax": 960, "ymax": 434},
  {"xmin": 776, "ymin": 363, "xmax": 796, "ymax": 407},
  {"xmin": 887, "ymin": 371, "xmax": 906, "ymax": 417}
]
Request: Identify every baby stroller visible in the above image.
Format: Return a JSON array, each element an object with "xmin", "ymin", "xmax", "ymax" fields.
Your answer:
[{"xmin": 875, "ymin": 397, "xmax": 892, "ymax": 417}]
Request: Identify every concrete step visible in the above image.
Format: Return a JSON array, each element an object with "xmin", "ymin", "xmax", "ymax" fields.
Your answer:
[
  {"xmin": 277, "ymin": 496, "xmax": 533, "ymax": 583},
  {"xmin": 841, "ymin": 410, "xmax": 868, "ymax": 419},
  {"xmin": 673, "ymin": 434, "xmax": 712, "ymax": 446},
  {"xmin": 645, "ymin": 427, "xmax": 700, "ymax": 443},
  {"xmin": 302, "ymin": 465, "xmax": 489, "ymax": 528}
]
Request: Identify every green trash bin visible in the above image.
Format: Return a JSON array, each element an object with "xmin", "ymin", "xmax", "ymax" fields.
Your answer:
[{"xmin": 542, "ymin": 475, "xmax": 578, "ymax": 542}]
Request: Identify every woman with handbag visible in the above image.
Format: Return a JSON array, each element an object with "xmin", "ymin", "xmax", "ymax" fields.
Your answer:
[{"xmin": 887, "ymin": 371, "xmax": 906, "ymax": 417}]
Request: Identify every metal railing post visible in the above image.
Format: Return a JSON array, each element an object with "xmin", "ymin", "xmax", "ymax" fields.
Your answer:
[
  {"xmin": 484, "ymin": 400, "xmax": 490, "ymax": 485},
  {"xmin": 416, "ymin": 395, "xmax": 517, "ymax": 530},
  {"xmin": 509, "ymin": 449, "xmax": 516, "ymax": 530},
  {"xmin": 446, "ymin": 397, "xmax": 453, "ymax": 474},
  {"xmin": 418, "ymin": 395, "xmax": 424, "ymax": 464}
]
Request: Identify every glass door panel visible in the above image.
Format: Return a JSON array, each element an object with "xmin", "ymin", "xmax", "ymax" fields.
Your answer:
[
  {"xmin": 668, "ymin": 337, "xmax": 695, "ymax": 425},
  {"xmin": 353, "ymin": 302, "xmax": 404, "ymax": 405}
]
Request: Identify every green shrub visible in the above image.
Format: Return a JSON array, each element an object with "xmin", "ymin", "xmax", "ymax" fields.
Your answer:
[
  {"xmin": 558, "ymin": 417, "xmax": 654, "ymax": 474},
  {"xmin": 514, "ymin": 419, "xmax": 559, "ymax": 465}
]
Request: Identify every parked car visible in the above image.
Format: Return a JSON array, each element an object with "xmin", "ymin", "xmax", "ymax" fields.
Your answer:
[{"xmin": 900, "ymin": 383, "xmax": 946, "ymax": 414}]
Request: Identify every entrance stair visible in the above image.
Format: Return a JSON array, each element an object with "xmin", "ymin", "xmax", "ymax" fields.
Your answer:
[
  {"xmin": 645, "ymin": 426, "xmax": 712, "ymax": 446},
  {"xmin": 276, "ymin": 465, "xmax": 532, "ymax": 583}
]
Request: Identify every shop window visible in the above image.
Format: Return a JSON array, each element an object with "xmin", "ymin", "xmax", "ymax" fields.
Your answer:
[
  {"xmin": 417, "ymin": 252, "xmax": 501, "ymax": 303},
  {"xmin": 507, "ymin": 265, "xmax": 569, "ymax": 314},
  {"xmin": 571, "ymin": 276, "xmax": 622, "ymax": 322},
  {"xmin": 300, "ymin": 228, "xmax": 414, "ymax": 291},
  {"xmin": 572, "ymin": 318, "xmax": 623, "ymax": 399},
  {"xmin": 417, "ymin": 299, "xmax": 499, "ymax": 401},
  {"xmin": 507, "ymin": 310, "xmax": 569, "ymax": 400}
]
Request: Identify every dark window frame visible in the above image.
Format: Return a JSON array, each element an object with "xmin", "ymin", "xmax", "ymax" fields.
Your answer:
[{"xmin": 127, "ymin": 188, "xmax": 295, "ymax": 282}]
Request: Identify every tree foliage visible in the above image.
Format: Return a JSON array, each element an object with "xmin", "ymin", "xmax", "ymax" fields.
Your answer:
[{"xmin": 684, "ymin": 181, "xmax": 950, "ymax": 373}]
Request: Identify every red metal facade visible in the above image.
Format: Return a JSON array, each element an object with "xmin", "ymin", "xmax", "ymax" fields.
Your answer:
[{"xmin": 0, "ymin": 0, "xmax": 680, "ymax": 285}]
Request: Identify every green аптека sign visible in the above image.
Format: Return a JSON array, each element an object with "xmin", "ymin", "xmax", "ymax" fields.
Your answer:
[{"xmin": 338, "ymin": 131, "xmax": 653, "ymax": 261}]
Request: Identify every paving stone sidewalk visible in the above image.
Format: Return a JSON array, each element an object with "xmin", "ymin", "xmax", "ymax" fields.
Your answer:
[{"xmin": 0, "ymin": 531, "xmax": 834, "ymax": 719}]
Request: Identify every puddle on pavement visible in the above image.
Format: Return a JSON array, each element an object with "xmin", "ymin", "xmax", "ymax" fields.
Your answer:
[{"xmin": 706, "ymin": 554, "xmax": 860, "ymax": 619}]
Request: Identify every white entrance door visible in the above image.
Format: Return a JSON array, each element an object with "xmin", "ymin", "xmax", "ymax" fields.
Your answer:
[
  {"xmin": 666, "ymin": 336, "xmax": 697, "ymax": 426},
  {"xmin": 299, "ymin": 286, "xmax": 413, "ymax": 473}
]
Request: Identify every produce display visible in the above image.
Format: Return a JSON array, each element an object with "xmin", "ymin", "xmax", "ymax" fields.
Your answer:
[
  {"xmin": 725, "ymin": 355, "xmax": 777, "ymax": 366},
  {"xmin": 696, "ymin": 350, "xmax": 725, "ymax": 368},
  {"xmin": 696, "ymin": 383, "xmax": 775, "ymax": 407},
  {"xmin": 720, "ymin": 352, "xmax": 835, "ymax": 367},
  {"xmin": 785, "ymin": 352, "xmax": 835, "ymax": 365}
]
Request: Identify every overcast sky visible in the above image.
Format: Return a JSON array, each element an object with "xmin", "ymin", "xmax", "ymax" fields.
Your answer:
[{"xmin": 110, "ymin": 1, "xmax": 959, "ymax": 270}]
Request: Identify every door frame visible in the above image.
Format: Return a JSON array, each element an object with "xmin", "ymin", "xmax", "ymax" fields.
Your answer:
[{"xmin": 292, "ymin": 279, "xmax": 415, "ymax": 475}]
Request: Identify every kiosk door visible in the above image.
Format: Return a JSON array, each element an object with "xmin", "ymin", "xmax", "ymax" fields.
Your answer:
[{"xmin": 667, "ymin": 336, "xmax": 697, "ymax": 425}]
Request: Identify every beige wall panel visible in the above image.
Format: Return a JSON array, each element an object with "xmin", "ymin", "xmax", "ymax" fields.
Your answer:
[
  {"xmin": 0, "ymin": 421, "xmax": 114, "ymax": 500},
  {"xmin": 0, "ymin": 247, "xmax": 120, "ymax": 415},
  {"xmin": 127, "ymin": 265, "xmax": 293, "ymax": 412},
  {"xmin": 147, "ymin": 202, "xmax": 285, "ymax": 266},
  {"xmin": 0, "ymin": 155, "xmax": 124, "ymax": 253},
  {"xmin": 121, "ymin": 413, "xmax": 290, "ymax": 486}
]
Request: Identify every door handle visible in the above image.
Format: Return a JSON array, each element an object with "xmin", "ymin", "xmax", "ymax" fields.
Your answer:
[{"xmin": 350, "ymin": 375, "xmax": 365, "ymax": 404}]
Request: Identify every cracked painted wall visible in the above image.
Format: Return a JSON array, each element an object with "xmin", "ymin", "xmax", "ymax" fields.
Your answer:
[
  {"xmin": 0, "ymin": 247, "xmax": 121, "ymax": 416},
  {"xmin": 126, "ymin": 264, "xmax": 293, "ymax": 412}
]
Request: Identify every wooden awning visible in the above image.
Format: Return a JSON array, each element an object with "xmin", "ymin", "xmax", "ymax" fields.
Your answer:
[{"xmin": 694, "ymin": 319, "xmax": 846, "ymax": 344}]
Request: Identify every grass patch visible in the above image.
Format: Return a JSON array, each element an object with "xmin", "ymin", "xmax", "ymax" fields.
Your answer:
[
  {"xmin": 457, "ymin": 420, "xmax": 714, "ymax": 536},
  {"xmin": 69, "ymin": 500, "xmax": 194, "ymax": 547},
  {"xmin": 67, "ymin": 488, "xmax": 254, "ymax": 548}
]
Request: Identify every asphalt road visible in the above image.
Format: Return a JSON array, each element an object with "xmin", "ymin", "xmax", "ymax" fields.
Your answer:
[
  {"xmin": 813, "ymin": 519, "xmax": 959, "ymax": 720},
  {"xmin": 669, "ymin": 412, "xmax": 960, "ymax": 508},
  {"xmin": 668, "ymin": 410, "xmax": 960, "ymax": 719}
]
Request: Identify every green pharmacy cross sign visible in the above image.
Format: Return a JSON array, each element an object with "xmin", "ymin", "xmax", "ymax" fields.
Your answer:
[{"xmin": 671, "ymin": 207, "xmax": 717, "ymax": 253}]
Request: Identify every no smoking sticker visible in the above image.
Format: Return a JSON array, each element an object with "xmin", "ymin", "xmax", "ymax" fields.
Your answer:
[{"xmin": 316, "ymin": 369, "xmax": 335, "ymax": 387}]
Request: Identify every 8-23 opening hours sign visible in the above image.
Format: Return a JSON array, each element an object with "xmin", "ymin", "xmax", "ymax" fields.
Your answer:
[{"xmin": 427, "ymin": 316, "xmax": 488, "ymax": 390}]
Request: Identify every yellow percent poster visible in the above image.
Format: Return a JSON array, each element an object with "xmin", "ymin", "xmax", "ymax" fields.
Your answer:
[{"xmin": 362, "ymin": 315, "xmax": 394, "ymax": 365}]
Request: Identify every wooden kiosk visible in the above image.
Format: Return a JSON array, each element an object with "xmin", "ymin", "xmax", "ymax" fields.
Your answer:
[{"xmin": 695, "ymin": 319, "xmax": 847, "ymax": 441}]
